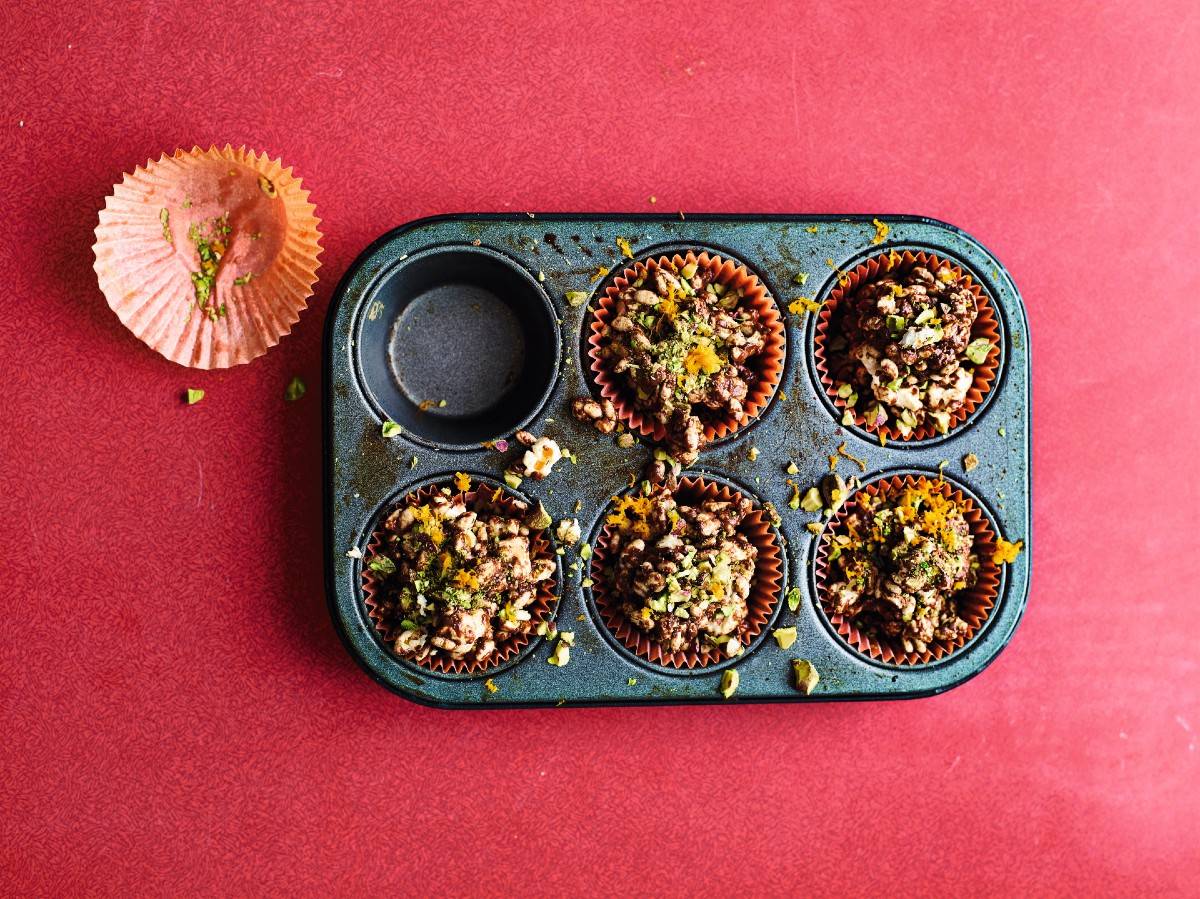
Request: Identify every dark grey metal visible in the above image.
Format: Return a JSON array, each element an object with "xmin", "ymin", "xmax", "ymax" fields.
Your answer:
[{"xmin": 323, "ymin": 214, "xmax": 1032, "ymax": 708}]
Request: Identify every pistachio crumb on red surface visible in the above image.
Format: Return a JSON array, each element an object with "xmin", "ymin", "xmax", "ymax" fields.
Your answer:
[
  {"xmin": 365, "ymin": 488, "xmax": 554, "ymax": 667},
  {"xmin": 593, "ymin": 256, "xmax": 774, "ymax": 464}
]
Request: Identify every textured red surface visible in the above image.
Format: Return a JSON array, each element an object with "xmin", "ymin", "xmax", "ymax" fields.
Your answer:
[{"xmin": 2, "ymin": 2, "xmax": 1198, "ymax": 895}]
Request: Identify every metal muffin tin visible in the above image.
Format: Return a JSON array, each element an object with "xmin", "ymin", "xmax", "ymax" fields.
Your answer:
[{"xmin": 323, "ymin": 214, "xmax": 1031, "ymax": 707}]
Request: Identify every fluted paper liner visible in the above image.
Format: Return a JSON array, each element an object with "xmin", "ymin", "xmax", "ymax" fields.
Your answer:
[
  {"xmin": 93, "ymin": 145, "xmax": 322, "ymax": 369},
  {"xmin": 362, "ymin": 480, "xmax": 558, "ymax": 675},
  {"xmin": 814, "ymin": 250, "xmax": 1000, "ymax": 440},
  {"xmin": 814, "ymin": 474, "xmax": 1001, "ymax": 665},
  {"xmin": 587, "ymin": 251, "xmax": 786, "ymax": 448},
  {"xmin": 590, "ymin": 476, "xmax": 783, "ymax": 669}
]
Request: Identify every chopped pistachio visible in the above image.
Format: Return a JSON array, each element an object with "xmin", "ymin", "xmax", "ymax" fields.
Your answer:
[
  {"xmin": 965, "ymin": 338, "xmax": 993, "ymax": 365},
  {"xmin": 836, "ymin": 382, "xmax": 854, "ymax": 399},
  {"xmin": 627, "ymin": 677, "xmax": 637, "ymax": 686},
  {"xmin": 998, "ymin": 426, "xmax": 1007, "ymax": 437},
  {"xmin": 410, "ymin": 455, "xmax": 419, "ymax": 469},
  {"xmin": 786, "ymin": 586, "xmax": 802, "ymax": 612},
  {"xmin": 886, "ymin": 314, "xmax": 907, "ymax": 333},
  {"xmin": 581, "ymin": 577, "xmax": 593, "ymax": 589},
  {"xmin": 284, "ymin": 376, "xmax": 306, "ymax": 402},
  {"xmin": 963, "ymin": 453, "xmax": 980, "ymax": 472},
  {"xmin": 719, "ymin": 669, "xmax": 739, "ymax": 699},
  {"xmin": 547, "ymin": 640, "xmax": 571, "ymax": 666},
  {"xmin": 747, "ymin": 446, "xmax": 760, "ymax": 462},
  {"xmin": 800, "ymin": 487, "xmax": 823, "ymax": 513},
  {"xmin": 805, "ymin": 522, "xmax": 823, "ymax": 535},
  {"xmin": 559, "ymin": 630, "xmax": 575, "ymax": 646},
  {"xmin": 537, "ymin": 270, "xmax": 545, "ymax": 282},
  {"xmin": 437, "ymin": 399, "xmax": 447, "ymax": 408},
  {"xmin": 565, "ymin": 290, "xmax": 589, "ymax": 307},
  {"xmin": 578, "ymin": 541, "xmax": 592, "ymax": 560},
  {"xmin": 528, "ymin": 502, "xmax": 553, "ymax": 531},
  {"xmin": 773, "ymin": 626, "xmax": 798, "ymax": 650},
  {"xmin": 503, "ymin": 472, "xmax": 523, "ymax": 489},
  {"xmin": 792, "ymin": 271, "xmax": 809, "ymax": 286},
  {"xmin": 160, "ymin": 208, "xmax": 172, "ymax": 243},
  {"xmin": 680, "ymin": 262, "xmax": 698, "ymax": 279},
  {"xmin": 786, "ymin": 461, "xmax": 799, "ymax": 475},
  {"xmin": 367, "ymin": 556, "xmax": 396, "ymax": 575},
  {"xmin": 616, "ymin": 432, "xmax": 635, "ymax": 449},
  {"xmin": 792, "ymin": 659, "xmax": 820, "ymax": 694},
  {"xmin": 185, "ymin": 388, "xmax": 204, "ymax": 405},
  {"xmin": 381, "ymin": 420, "xmax": 402, "ymax": 438}
]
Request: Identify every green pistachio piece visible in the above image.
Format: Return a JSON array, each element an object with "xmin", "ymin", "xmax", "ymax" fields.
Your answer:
[
  {"xmin": 786, "ymin": 586, "xmax": 802, "ymax": 612},
  {"xmin": 719, "ymin": 669, "xmax": 739, "ymax": 699},
  {"xmin": 381, "ymin": 420, "xmax": 403, "ymax": 438},
  {"xmin": 965, "ymin": 338, "xmax": 993, "ymax": 364},
  {"xmin": 773, "ymin": 627, "xmax": 798, "ymax": 649},
  {"xmin": 792, "ymin": 659, "xmax": 820, "ymax": 694},
  {"xmin": 800, "ymin": 487, "xmax": 823, "ymax": 513},
  {"xmin": 185, "ymin": 388, "xmax": 204, "ymax": 405}
]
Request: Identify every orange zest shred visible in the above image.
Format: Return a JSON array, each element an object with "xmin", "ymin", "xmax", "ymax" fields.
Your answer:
[
  {"xmin": 788, "ymin": 296, "xmax": 823, "ymax": 316},
  {"xmin": 993, "ymin": 539, "xmax": 1024, "ymax": 565},
  {"xmin": 589, "ymin": 265, "xmax": 610, "ymax": 283},
  {"xmin": 605, "ymin": 494, "xmax": 655, "ymax": 538},
  {"xmin": 454, "ymin": 570, "xmax": 480, "ymax": 589},
  {"xmin": 684, "ymin": 343, "xmax": 722, "ymax": 376},
  {"xmin": 616, "ymin": 237, "xmax": 634, "ymax": 259},
  {"xmin": 871, "ymin": 218, "xmax": 889, "ymax": 244},
  {"xmin": 453, "ymin": 471, "xmax": 471, "ymax": 492}
]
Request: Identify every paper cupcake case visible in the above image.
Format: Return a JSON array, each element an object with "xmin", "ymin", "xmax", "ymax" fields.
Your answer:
[
  {"xmin": 93, "ymin": 145, "xmax": 322, "ymax": 369},
  {"xmin": 587, "ymin": 475, "xmax": 784, "ymax": 671},
  {"xmin": 323, "ymin": 214, "xmax": 1031, "ymax": 707},
  {"xmin": 586, "ymin": 250, "xmax": 786, "ymax": 448},
  {"xmin": 813, "ymin": 249, "xmax": 1001, "ymax": 442},
  {"xmin": 812, "ymin": 473, "xmax": 1002, "ymax": 666},
  {"xmin": 360, "ymin": 478, "xmax": 559, "ymax": 676}
]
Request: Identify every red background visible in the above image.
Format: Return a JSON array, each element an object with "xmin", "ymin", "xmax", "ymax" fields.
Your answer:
[{"xmin": 2, "ymin": 1, "xmax": 1197, "ymax": 895}]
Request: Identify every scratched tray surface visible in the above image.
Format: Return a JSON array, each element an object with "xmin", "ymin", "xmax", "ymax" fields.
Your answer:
[{"xmin": 323, "ymin": 214, "xmax": 1031, "ymax": 707}]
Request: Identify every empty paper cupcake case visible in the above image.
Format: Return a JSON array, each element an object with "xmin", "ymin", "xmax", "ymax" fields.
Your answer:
[{"xmin": 324, "ymin": 214, "xmax": 1030, "ymax": 707}]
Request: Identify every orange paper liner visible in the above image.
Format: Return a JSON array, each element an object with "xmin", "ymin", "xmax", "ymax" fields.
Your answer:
[
  {"xmin": 814, "ymin": 474, "xmax": 1001, "ymax": 665},
  {"xmin": 94, "ymin": 145, "xmax": 322, "ymax": 369},
  {"xmin": 814, "ymin": 250, "xmax": 1000, "ymax": 440},
  {"xmin": 590, "ymin": 476, "xmax": 783, "ymax": 669},
  {"xmin": 361, "ymin": 481, "xmax": 558, "ymax": 675},
  {"xmin": 587, "ymin": 250, "xmax": 786, "ymax": 448}
]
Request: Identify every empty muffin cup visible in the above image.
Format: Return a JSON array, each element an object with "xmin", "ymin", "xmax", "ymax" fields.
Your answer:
[{"xmin": 354, "ymin": 246, "xmax": 560, "ymax": 449}]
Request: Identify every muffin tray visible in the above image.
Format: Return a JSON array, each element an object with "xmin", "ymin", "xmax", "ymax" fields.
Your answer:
[{"xmin": 323, "ymin": 213, "xmax": 1031, "ymax": 707}]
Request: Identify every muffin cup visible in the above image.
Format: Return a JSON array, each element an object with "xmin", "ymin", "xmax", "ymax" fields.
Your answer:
[
  {"xmin": 587, "ymin": 250, "xmax": 786, "ymax": 448},
  {"xmin": 93, "ymin": 145, "xmax": 322, "ymax": 369},
  {"xmin": 589, "ymin": 475, "xmax": 784, "ymax": 670},
  {"xmin": 814, "ymin": 250, "xmax": 1000, "ymax": 441},
  {"xmin": 361, "ymin": 480, "xmax": 558, "ymax": 676},
  {"xmin": 814, "ymin": 473, "xmax": 1001, "ymax": 665}
]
